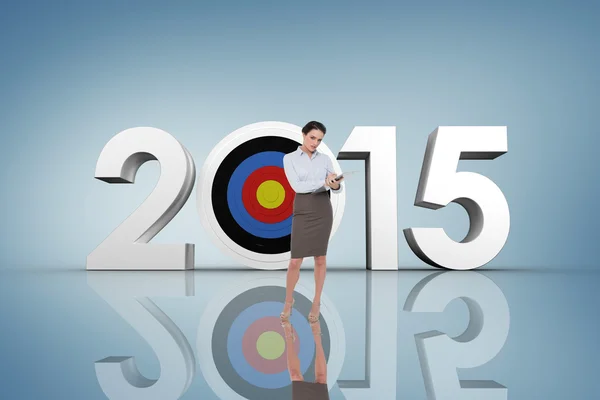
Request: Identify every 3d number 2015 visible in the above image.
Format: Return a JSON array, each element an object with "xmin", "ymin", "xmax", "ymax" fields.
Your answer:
[{"xmin": 86, "ymin": 121, "xmax": 509, "ymax": 271}]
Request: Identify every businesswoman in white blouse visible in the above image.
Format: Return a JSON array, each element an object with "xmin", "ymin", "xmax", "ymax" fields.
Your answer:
[{"xmin": 280, "ymin": 121, "xmax": 344, "ymax": 327}]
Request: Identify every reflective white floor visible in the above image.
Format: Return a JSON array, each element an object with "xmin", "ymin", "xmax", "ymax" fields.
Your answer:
[{"xmin": 0, "ymin": 268, "xmax": 598, "ymax": 399}]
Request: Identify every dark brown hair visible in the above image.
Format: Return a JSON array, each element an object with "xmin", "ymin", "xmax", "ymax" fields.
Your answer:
[{"xmin": 302, "ymin": 121, "xmax": 326, "ymax": 135}]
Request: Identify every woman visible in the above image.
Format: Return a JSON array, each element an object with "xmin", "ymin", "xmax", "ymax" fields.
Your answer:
[
  {"xmin": 282, "ymin": 319, "xmax": 329, "ymax": 399},
  {"xmin": 280, "ymin": 121, "xmax": 344, "ymax": 324}
]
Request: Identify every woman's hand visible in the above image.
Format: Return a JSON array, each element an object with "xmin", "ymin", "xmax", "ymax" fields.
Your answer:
[
  {"xmin": 325, "ymin": 172, "xmax": 336, "ymax": 187},
  {"xmin": 325, "ymin": 172, "xmax": 343, "ymax": 189}
]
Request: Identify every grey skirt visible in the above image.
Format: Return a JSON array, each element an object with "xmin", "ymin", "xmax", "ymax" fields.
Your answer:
[
  {"xmin": 292, "ymin": 381, "xmax": 330, "ymax": 400},
  {"xmin": 290, "ymin": 191, "xmax": 333, "ymax": 259}
]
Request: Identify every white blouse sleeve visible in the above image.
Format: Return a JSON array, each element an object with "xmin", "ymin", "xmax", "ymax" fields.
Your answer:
[{"xmin": 327, "ymin": 155, "xmax": 344, "ymax": 194}]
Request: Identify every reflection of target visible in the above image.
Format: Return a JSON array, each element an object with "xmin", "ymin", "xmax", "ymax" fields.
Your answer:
[
  {"xmin": 212, "ymin": 287, "xmax": 326, "ymax": 398},
  {"xmin": 198, "ymin": 274, "xmax": 346, "ymax": 400},
  {"xmin": 197, "ymin": 121, "xmax": 346, "ymax": 269}
]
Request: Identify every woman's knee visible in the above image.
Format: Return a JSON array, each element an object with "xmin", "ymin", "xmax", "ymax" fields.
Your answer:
[
  {"xmin": 289, "ymin": 258, "xmax": 303, "ymax": 270},
  {"xmin": 315, "ymin": 372, "xmax": 327, "ymax": 384},
  {"xmin": 290, "ymin": 369, "xmax": 304, "ymax": 381},
  {"xmin": 314, "ymin": 255, "xmax": 326, "ymax": 268}
]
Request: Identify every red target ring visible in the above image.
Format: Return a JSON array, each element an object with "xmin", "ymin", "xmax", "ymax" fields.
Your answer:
[
  {"xmin": 241, "ymin": 316, "xmax": 301, "ymax": 374},
  {"xmin": 242, "ymin": 166, "xmax": 295, "ymax": 224}
]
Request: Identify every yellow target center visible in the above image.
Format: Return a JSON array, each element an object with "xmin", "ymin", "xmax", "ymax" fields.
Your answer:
[
  {"xmin": 256, "ymin": 331, "xmax": 285, "ymax": 360},
  {"xmin": 256, "ymin": 180, "xmax": 285, "ymax": 209}
]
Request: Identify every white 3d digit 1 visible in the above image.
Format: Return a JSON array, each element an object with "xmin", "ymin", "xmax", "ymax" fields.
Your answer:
[
  {"xmin": 338, "ymin": 126, "xmax": 399, "ymax": 270},
  {"xmin": 404, "ymin": 126, "xmax": 510, "ymax": 270},
  {"xmin": 87, "ymin": 127, "xmax": 196, "ymax": 270}
]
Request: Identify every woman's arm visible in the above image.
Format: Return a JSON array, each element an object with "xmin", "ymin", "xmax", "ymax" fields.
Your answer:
[
  {"xmin": 283, "ymin": 155, "xmax": 326, "ymax": 193},
  {"xmin": 327, "ymin": 156, "xmax": 344, "ymax": 194}
]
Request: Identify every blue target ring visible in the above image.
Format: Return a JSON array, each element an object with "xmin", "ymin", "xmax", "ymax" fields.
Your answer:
[
  {"xmin": 227, "ymin": 151, "xmax": 293, "ymax": 238},
  {"xmin": 227, "ymin": 301, "xmax": 314, "ymax": 389}
]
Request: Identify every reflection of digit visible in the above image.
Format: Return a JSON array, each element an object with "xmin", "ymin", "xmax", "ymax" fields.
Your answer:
[
  {"xmin": 338, "ymin": 126, "xmax": 398, "ymax": 270},
  {"xmin": 87, "ymin": 271, "xmax": 196, "ymax": 400},
  {"xmin": 87, "ymin": 127, "xmax": 196, "ymax": 270},
  {"xmin": 404, "ymin": 271, "xmax": 510, "ymax": 399},
  {"xmin": 338, "ymin": 272, "xmax": 398, "ymax": 399},
  {"xmin": 404, "ymin": 126, "xmax": 510, "ymax": 270}
]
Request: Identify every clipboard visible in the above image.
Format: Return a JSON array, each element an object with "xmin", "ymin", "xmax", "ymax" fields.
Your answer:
[
  {"xmin": 309, "ymin": 170, "xmax": 360, "ymax": 193},
  {"xmin": 333, "ymin": 170, "xmax": 359, "ymax": 181}
]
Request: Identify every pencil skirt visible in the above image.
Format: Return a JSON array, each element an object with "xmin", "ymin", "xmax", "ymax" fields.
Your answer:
[
  {"xmin": 290, "ymin": 191, "xmax": 333, "ymax": 259},
  {"xmin": 292, "ymin": 381, "xmax": 330, "ymax": 400}
]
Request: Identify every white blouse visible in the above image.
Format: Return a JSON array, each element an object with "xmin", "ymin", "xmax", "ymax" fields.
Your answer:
[{"xmin": 283, "ymin": 146, "xmax": 344, "ymax": 194}]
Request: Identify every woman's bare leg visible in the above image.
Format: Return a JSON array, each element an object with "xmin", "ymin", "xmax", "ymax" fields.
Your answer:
[
  {"xmin": 310, "ymin": 255, "xmax": 327, "ymax": 320},
  {"xmin": 311, "ymin": 320, "xmax": 327, "ymax": 384},
  {"xmin": 282, "ymin": 321, "xmax": 303, "ymax": 381},
  {"xmin": 282, "ymin": 258, "xmax": 303, "ymax": 317}
]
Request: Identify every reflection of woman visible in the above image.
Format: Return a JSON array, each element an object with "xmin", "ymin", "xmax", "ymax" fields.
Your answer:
[
  {"xmin": 282, "ymin": 319, "xmax": 329, "ymax": 399},
  {"xmin": 280, "ymin": 121, "xmax": 344, "ymax": 324}
]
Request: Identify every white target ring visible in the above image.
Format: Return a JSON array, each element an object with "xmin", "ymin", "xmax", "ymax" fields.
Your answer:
[{"xmin": 196, "ymin": 121, "xmax": 346, "ymax": 270}]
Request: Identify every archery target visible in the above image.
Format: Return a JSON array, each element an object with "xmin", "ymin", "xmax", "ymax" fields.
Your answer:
[
  {"xmin": 198, "ymin": 274, "xmax": 346, "ymax": 400},
  {"xmin": 197, "ymin": 121, "xmax": 346, "ymax": 270}
]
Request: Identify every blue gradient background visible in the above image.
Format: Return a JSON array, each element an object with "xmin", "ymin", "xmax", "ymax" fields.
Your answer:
[{"xmin": 2, "ymin": 0, "xmax": 598, "ymax": 269}]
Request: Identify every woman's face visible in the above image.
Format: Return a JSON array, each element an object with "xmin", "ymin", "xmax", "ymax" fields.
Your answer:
[{"xmin": 303, "ymin": 129, "xmax": 324, "ymax": 152}]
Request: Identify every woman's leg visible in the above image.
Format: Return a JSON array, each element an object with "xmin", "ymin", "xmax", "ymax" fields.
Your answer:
[
  {"xmin": 282, "ymin": 257, "xmax": 303, "ymax": 317},
  {"xmin": 310, "ymin": 255, "xmax": 327, "ymax": 319},
  {"xmin": 311, "ymin": 320, "xmax": 327, "ymax": 384},
  {"xmin": 282, "ymin": 321, "xmax": 304, "ymax": 381}
]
